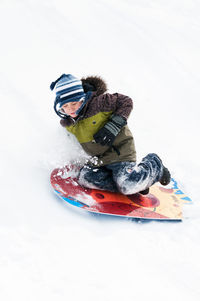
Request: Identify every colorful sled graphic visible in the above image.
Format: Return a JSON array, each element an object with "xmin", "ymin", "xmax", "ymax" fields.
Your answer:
[{"xmin": 50, "ymin": 166, "xmax": 191, "ymax": 221}]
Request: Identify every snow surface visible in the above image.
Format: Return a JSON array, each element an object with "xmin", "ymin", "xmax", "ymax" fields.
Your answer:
[{"xmin": 1, "ymin": 0, "xmax": 200, "ymax": 300}]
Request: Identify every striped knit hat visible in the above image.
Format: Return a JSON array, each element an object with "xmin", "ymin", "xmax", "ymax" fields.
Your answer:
[
  {"xmin": 50, "ymin": 74, "xmax": 92, "ymax": 119},
  {"xmin": 50, "ymin": 74, "xmax": 85, "ymax": 108}
]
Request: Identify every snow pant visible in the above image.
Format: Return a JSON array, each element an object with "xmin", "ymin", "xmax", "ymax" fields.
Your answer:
[{"xmin": 78, "ymin": 153, "xmax": 163, "ymax": 195}]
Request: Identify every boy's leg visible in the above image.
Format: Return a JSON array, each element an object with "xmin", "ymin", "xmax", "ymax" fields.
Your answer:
[
  {"xmin": 107, "ymin": 153, "xmax": 169, "ymax": 195},
  {"xmin": 78, "ymin": 165, "xmax": 119, "ymax": 192}
]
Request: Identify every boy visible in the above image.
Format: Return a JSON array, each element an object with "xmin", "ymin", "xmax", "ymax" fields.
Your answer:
[{"xmin": 50, "ymin": 74, "xmax": 170, "ymax": 195}]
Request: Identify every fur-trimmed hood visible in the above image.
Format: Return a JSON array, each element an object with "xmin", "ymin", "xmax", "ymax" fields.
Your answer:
[{"xmin": 81, "ymin": 76, "xmax": 107, "ymax": 96}]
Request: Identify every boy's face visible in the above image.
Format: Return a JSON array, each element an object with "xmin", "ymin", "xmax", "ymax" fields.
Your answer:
[{"xmin": 61, "ymin": 101, "xmax": 83, "ymax": 118}]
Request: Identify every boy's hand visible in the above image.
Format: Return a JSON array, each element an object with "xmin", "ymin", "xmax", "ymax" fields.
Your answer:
[
  {"xmin": 93, "ymin": 127, "xmax": 115, "ymax": 146},
  {"xmin": 93, "ymin": 115, "xmax": 127, "ymax": 146}
]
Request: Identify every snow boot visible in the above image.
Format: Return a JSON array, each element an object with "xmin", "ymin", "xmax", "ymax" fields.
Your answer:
[
  {"xmin": 159, "ymin": 166, "xmax": 171, "ymax": 186},
  {"xmin": 139, "ymin": 188, "xmax": 150, "ymax": 195}
]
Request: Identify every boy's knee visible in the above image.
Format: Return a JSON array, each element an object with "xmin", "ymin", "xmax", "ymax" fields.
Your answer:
[
  {"xmin": 78, "ymin": 165, "xmax": 106, "ymax": 188},
  {"xmin": 78, "ymin": 166, "xmax": 93, "ymax": 182},
  {"xmin": 78, "ymin": 166, "xmax": 96, "ymax": 189}
]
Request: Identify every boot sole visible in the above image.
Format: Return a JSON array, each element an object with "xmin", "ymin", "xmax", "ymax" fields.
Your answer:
[{"xmin": 160, "ymin": 167, "xmax": 171, "ymax": 186}]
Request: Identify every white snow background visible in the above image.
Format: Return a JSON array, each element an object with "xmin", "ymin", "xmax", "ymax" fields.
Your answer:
[{"xmin": 0, "ymin": 0, "xmax": 200, "ymax": 300}]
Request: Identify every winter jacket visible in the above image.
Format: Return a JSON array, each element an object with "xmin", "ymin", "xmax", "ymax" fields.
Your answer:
[{"xmin": 60, "ymin": 77, "xmax": 136, "ymax": 166}]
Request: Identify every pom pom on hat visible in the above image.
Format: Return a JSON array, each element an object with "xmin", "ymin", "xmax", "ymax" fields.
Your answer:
[{"xmin": 50, "ymin": 74, "xmax": 66, "ymax": 91}]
